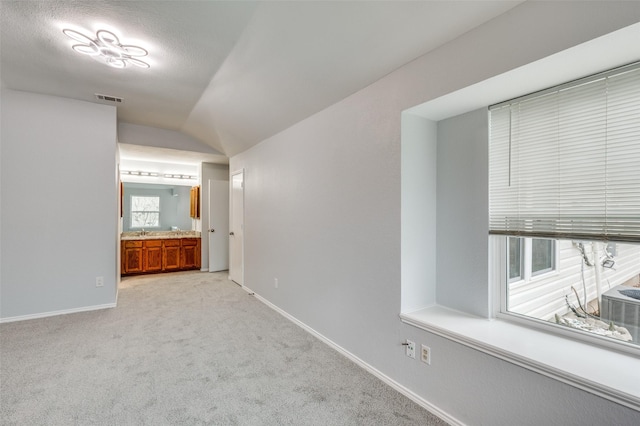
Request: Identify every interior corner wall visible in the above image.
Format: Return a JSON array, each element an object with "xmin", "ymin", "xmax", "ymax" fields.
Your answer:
[
  {"xmin": 1, "ymin": 89, "xmax": 118, "ymax": 320},
  {"xmin": 229, "ymin": 3, "xmax": 640, "ymax": 425},
  {"xmin": 200, "ymin": 162, "xmax": 230, "ymax": 271}
]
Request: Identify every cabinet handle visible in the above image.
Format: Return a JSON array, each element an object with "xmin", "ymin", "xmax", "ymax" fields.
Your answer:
[{"xmin": 229, "ymin": 232, "xmax": 234, "ymax": 236}]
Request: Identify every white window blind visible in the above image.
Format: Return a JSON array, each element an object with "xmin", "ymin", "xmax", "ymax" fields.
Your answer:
[{"xmin": 489, "ymin": 63, "xmax": 640, "ymax": 242}]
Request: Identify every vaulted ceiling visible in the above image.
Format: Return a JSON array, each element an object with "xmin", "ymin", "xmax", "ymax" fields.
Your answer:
[{"xmin": 0, "ymin": 1, "xmax": 522, "ymax": 158}]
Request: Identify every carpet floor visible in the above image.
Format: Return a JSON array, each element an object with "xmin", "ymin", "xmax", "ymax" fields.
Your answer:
[{"xmin": 1, "ymin": 271, "xmax": 447, "ymax": 425}]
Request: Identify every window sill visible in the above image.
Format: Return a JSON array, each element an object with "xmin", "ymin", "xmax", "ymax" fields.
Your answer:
[{"xmin": 400, "ymin": 305, "xmax": 640, "ymax": 411}]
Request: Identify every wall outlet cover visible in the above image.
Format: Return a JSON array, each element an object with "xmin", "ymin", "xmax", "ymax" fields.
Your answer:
[
  {"xmin": 421, "ymin": 344, "xmax": 431, "ymax": 365},
  {"xmin": 406, "ymin": 340, "xmax": 415, "ymax": 359}
]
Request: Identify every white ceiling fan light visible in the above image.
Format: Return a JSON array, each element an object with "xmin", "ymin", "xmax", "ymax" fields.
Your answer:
[{"xmin": 63, "ymin": 28, "xmax": 150, "ymax": 69}]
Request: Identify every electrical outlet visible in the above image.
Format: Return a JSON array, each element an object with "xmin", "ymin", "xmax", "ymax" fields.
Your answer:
[
  {"xmin": 274, "ymin": 278, "xmax": 278, "ymax": 288},
  {"xmin": 96, "ymin": 276, "xmax": 104, "ymax": 287},
  {"xmin": 421, "ymin": 344, "xmax": 431, "ymax": 365},
  {"xmin": 405, "ymin": 340, "xmax": 415, "ymax": 359}
]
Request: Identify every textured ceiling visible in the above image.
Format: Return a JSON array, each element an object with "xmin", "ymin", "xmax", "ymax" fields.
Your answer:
[{"xmin": 1, "ymin": 1, "xmax": 522, "ymax": 159}]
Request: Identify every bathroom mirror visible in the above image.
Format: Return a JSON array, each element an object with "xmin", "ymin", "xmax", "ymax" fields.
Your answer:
[{"xmin": 122, "ymin": 183, "xmax": 192, "ymax": 232}]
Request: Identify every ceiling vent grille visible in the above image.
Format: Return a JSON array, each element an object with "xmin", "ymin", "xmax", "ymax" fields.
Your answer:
[{"xmin": 95, "ymin": 93, "xmax": 123, "ymax": 103}]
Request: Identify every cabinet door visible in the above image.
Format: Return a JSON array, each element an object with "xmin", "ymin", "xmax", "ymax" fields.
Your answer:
[
  {"xmin": 144, "ymin": 240, "xmax": 163, "ymax": 272},
  {"xmin": 123, "ymin": 247, "xmax": 144, "ymax": 274},
  {"xmin": 181, "ymin": 238, "xmax": 199, "ymax": 269},
  {"xmin": 163, "ymin": 240, "xmax": 181, "ymax": 271}
]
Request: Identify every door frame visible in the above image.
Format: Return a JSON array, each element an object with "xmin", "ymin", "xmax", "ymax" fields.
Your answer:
[{"xmin": 229, "ymin": 169, "xmax": 245, "ymax": 285}]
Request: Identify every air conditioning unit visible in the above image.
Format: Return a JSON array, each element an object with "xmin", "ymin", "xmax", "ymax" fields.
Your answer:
[{"xmin": 601, "ymin": 285, "xmax": 640, "ymax": 343}]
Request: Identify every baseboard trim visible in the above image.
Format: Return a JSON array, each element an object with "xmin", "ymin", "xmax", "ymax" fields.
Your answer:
[
  {"xmin": 0, "ymin": 302, "xmax": 117, "ymax": 324},
  {"xmin": 243, "ymin": 285, "xmax": 463, "ymax": 426}
]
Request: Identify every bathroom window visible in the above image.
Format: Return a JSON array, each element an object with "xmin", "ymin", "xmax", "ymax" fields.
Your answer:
[
  {"xmin": 489, "ymin": 62, "xmax": 640, "ymax": 349},
  {"xmin": 131, "ymin": 196, "xmax": 160, "ymax": 228}
]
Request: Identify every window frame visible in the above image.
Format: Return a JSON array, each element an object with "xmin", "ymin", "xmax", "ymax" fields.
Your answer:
[{"xmin": 130, "ymin": 195, "xmax": 161, "ymax": 229}]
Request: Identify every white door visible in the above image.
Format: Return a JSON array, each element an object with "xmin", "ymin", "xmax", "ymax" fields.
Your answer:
[
  {"xmin": 208, "ymin": 179, "xmax": 229, "ymax": 272},
  {"xmin": 229, "ymin": 170, "xmax": 244, "ymax": 285}
]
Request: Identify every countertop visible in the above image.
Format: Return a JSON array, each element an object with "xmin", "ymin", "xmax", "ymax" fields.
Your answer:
[{"xmin": 121, "ymin": 231, "xmax": 201, "ymax": 240}]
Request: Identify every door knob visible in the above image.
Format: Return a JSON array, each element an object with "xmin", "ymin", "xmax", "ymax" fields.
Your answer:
[
  {"xmin": 209, "ymin": 229, "xmax": 215, "ymax": 233},
  {"xmin": 229, "ymin": 232, "xmax": 235, "ymax": 236}
]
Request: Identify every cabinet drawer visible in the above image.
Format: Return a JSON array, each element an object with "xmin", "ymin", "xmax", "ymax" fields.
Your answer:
[
  {"xmin": 144, "ymin": 239, "xmax": 162, "ymax": 248},
  {"xmin": 124, "ymin": 240, "xmax": 143, "ymax": 248},
  {"xmin": 181, "ymin": 238, "xmax": 199, "ymax": 246},
  {"xmin": 163, "ymin": 239, "xmax": 181, "ymax": 247}
]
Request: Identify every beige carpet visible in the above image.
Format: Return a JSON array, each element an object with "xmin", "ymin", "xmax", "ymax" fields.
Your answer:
[{"xmin": 1, "ymin": 271, "xmax": 447, "ymax": 425}]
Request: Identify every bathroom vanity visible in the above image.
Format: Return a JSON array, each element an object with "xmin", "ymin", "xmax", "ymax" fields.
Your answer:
[{"xmin": 121, "ymin": 231, "xmax": 201, "ymax": 275}]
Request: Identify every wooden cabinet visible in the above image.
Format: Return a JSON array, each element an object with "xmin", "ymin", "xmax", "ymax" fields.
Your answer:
[
  {"xmin": 121, "ymin": 237, "xmax": 201, "ymax": 276},
  {"xmin": 181, "ymin": 238, "xmax": 201, "ymax": 269},
  {"xmin": 163, "ymin": 239, "xmax": 181, "ymax": 271},
  {"xmin": 144, "ymin": 240, "xmax": 163, "ymax": 272},
  {"xmin": 190, "ymin": 186, "xmax": 200, "ymax": 219},
  {"xmin": 122, "ymin": 241, "xmax": 143, "ymax": 274}
]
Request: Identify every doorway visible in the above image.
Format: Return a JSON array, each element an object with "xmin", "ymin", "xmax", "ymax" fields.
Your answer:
[{"xmin": 229, "ymin": 170, "xmax": 244, "ymax": 285}]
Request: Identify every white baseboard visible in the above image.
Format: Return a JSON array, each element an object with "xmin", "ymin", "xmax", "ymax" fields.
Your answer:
[
  {"xmin": 243, "ymin": 286, "xmax": 464, "ymax": 426},
  {"xmin": 0, "ymin": 302, "xmax": 117, "ymax": 324}
]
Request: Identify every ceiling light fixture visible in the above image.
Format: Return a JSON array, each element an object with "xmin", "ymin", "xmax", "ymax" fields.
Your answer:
[{"xmin": 63, "ymin": 28, "xmax": 150, "ymax": 69}]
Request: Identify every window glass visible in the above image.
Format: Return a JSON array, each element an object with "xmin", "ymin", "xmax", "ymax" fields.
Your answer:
[
  {"xmin": 131, "ymin": 196, "xmax": 160, "ymax": 228},
  {"xmin": 508, "ymin": 237, "xmax": 523, "ymax": 281},
  {"xmin": 532, "ymin": 238, "xmax": 554, "ymax": 275},
  {"xmin": 505, "ymin": 238, "xmax": 640, "ymax": 347}
]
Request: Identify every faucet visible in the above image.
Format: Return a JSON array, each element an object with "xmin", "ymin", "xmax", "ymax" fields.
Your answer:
[{"xmin": 141, "ymin": 228, "xmax": 146, "ymax": 236}]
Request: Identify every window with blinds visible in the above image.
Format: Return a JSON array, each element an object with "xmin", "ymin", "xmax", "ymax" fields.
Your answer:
[{"xmin": 489, "ymin": 63, "xmax": 640, "ymax": 243}]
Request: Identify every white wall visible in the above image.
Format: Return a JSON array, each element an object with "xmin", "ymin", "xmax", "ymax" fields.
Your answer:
[
  {"xmin": 230, "ymin": 2, "xmax": 640, "ymax": 424},
  {"xmin": 1, "ymin": 89, "xmax": 118, "ymax": 319}
]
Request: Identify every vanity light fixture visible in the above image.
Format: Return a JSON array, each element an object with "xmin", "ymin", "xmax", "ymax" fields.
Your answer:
[
  {"xmin": 164, "ymin": 174, "xmax": 197, "ymax": 180},
  {"xmin": 63, "ymin": 28, "xmax": 150, "ymax": 69},
  {"xmin": 122, "ymin": 170, "xmax": 158, "ymax": 177}
]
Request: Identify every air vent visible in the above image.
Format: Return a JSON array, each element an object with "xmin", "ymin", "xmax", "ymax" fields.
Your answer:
[{"xmin": 95, "ymin": 93, "xmax": 123, "ymax": 103}]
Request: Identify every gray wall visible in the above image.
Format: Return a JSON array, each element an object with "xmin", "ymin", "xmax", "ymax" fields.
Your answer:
[
  {"xmin": 230, "ymin": 3, "xmax": 640, "ymax": 424},
  {"xmin": 1, "ymin": 90, "xmax": 118, "ymax": 319},
  {"xmin": 122, "ymin": 184, "xmax": 192, "ymax": 231}
]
